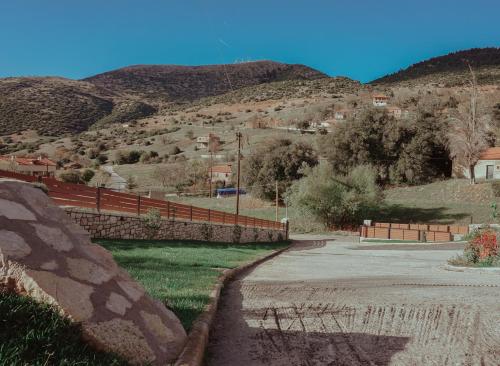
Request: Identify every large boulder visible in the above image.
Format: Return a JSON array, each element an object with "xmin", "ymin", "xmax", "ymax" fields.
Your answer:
[{"xmin": 0, "ymin": 179, "xmax": 187, "ymax": 365}]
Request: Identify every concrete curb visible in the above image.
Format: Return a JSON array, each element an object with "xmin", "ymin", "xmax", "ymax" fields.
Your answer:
[
  {"xmin": 173, "ymin": 243, "xmax": 292, "ymax": 366},
  {"xmin": 442, "ymin": 263, "xmax": 500, "ymax": 274}
]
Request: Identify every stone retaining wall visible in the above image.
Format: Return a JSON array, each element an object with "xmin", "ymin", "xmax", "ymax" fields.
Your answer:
[{"xmin": 65, "ymin": 209, "xmax": 287, "ymax": 243}]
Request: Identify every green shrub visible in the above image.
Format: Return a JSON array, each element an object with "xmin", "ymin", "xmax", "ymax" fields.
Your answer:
[{"xmin": 287, "ymin": 164, "xmax": 380, "ymax": 229}]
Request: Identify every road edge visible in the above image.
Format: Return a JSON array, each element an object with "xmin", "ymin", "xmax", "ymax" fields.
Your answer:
[
  {"xmin": 173, "ymin": 242, "xmax": 292, "ymax": 366},
  {"xmin": 442, "ymin": 263, "xmax": 500, "ymax": 274}
]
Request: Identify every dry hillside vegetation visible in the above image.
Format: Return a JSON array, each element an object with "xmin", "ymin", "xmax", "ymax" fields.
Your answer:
[
  {"xmin": 372, "ymin": 47, "xmax": 500, "ymax": 86},
  {"xmin": 84, "ymin": 61, "xmax": 327, "ymax": 101},
  {"xmin": 0, "ymin": 77, "xmax": 114, "ymax": 135}
]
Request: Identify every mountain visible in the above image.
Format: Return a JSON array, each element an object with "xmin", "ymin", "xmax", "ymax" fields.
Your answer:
[
  {"xmin": 0, "ymin": 61, "xmax": 328, "ymax": 136},
  {"xmin": 371, "ymin": 47, "xmax": 500, "ymax": 86},
  {"xmin": 0, "ymin": 77, "xmax": 116, "ymax": 136},
  {"xmin": 83, "ymin": 61, "xmax": 328, "ymax": 101}
]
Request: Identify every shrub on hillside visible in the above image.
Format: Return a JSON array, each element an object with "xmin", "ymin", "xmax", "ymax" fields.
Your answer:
[
  {"xmin": 58, "ymin": 170, "xmax": 83, "ymax": 184},
  {"xmin": 114, "ymin": 150, "xmax": 142, "ymax": 165},
  {"xmin": 286, "ymin": 164, "xmax": 381, "ymax": 229},
  {"xmin": 81, "ymin": 169, "xmax": 95, "ymax": 183}
]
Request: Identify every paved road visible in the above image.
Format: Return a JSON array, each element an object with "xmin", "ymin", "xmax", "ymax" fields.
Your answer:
[{"xmin": 207, "ymin": 235, "xmax": 500, "ymax": 366}]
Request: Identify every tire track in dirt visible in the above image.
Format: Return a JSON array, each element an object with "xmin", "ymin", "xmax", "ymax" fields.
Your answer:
[{"xmin": 207, "ymin": 239, "xmax": 500, "ymax": 366}]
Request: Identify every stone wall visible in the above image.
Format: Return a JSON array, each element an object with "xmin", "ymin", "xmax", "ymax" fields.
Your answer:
[{"xmin": 65, "ymin": 209, "xmax": 287, "ymax": 243}]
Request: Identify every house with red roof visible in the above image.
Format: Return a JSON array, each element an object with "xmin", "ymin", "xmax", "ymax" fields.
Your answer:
[
  {"xmin": 373, "ymin": 94, "xmax": 389, "ymax": 107},
  {"xmin": 0, "ymin": 155, "xmax": 57, "ymax": 177},
  {"xmin": 209, "ymin": 163, "xmax": 233, "ymax": 185},
  {"xmin": 461, "ymin": 147, "xmax": 500, "ymax": 180}
]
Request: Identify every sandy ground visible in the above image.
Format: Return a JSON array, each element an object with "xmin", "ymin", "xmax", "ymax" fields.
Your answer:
[{"xmin": 206, "ymin": 235, "xmax": 500, "ymax": 366}]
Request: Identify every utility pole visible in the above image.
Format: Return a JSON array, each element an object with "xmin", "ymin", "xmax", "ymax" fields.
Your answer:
[
  {"xmin": 235, "ymin": 132, "xmax": 242, "ymax": 224},
  {"xmin": 209, "ymin": 151, "xmax": 213, "ymax": 198},
  {"xmin": 275, "ymin": 180, "xmax": 279, "ymax": 222}
]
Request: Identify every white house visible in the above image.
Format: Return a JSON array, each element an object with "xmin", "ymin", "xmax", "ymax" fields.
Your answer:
[
  {"xmin": 386, "ymin": 106, "xmax": 402, "ymax": 119},
  {"xmin": 373, "ymin": 94, "xmax": 389, "ymax": 107},
  {"xmin": 462, "ymin": 147, "xmax": 500, "ymax": 180},
  {"xmin": 209, "ymin": 164, "xmax": 233, "ymax": 185},
  {"xmin": 334, "ymin": 109, "xmax": 350, "ymax": 120},
  {"xmin": 196, "ymin": 133, "xmax": 220, "ymax": 151}
]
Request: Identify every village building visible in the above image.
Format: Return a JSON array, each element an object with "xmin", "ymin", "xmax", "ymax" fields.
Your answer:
[
  {"xmin": 0, "ymin": 155, "xmax": 57, "ymax": 177},
  {"xmin": 196, "ymin": 133, "xmax": 220, "ymax": 151},
  {"xmin": 386, "ymin": 106, "xmax": 402, "ymax": 119},
  {"xmin": 334, "ymin": 109, "xmax": 350, "ymax": 120},
  {"xmin": 372, "ymin": 94, "xmax": 389, "ymax": 107},
  {"xmin": 461, "ymin": 147, "xmax": 500, "ymax": 180},
  {"xmin": 209, "ymin": 163, "xmax": 233, "ymax": 185}
]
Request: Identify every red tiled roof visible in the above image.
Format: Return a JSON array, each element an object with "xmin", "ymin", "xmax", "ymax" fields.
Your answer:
[
  {"xmin": 373, "ymin": 94, "xmax": 389, "ymax": 99},
  {"xmin": 0, "ymin": 155, "xmax": 57, "ymax": 166},
  {"xmin": 210, "ymin": 164, "xmax": 232, "ymax": 174},
  {"xmin": 479, "ymin": 147, "xmax": 500, "ymax": 160}
]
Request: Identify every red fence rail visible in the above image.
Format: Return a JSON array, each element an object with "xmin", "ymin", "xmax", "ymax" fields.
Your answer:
[{"xmin": 0, "ymin": 170, "xmax": 285, "ymax": 231}]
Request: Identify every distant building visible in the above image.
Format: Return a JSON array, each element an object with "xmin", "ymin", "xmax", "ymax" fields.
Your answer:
[
  {"xmin": 386, "ymin": 106, "xmax": 402, "ymax": 119},
  {"xmin": 197, "ymin": 133, "xmax": 220, "ymax": 151},
  {"xmin": 209, "ymin": 164, "xmax": 233, "ymax": 185},
  {"xmin": 334, "ymin": 109, "xmax": 350, "ymax": 120},
  {"xmin": 0, "ymin": 155, "xmax": 57, "ymax": 177},
  {"xmin": 373, "ymin": 94, "xmax": 389, "ymax": 107},
  {"xmin": 460, "ymin": 147, "xmax": 500, "ymax": 180}
]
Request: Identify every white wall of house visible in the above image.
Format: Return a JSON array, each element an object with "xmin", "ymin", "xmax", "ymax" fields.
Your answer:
[
  {"xmin": 373, "ymin": 99, "xmax": 388, "ymax": 107},
  {"xmin": 463, "ymin": 159, "xmax": 500, "ymax": 180}
]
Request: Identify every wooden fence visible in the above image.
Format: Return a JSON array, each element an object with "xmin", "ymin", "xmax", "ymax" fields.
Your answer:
[
  {"xmin": 361, "ymin": 221, "xmax": 469, "ymax": 242},
  {"xmin": 373, "ymin": 222, "xmax": 469, "ymax": 235},
  {"xmin": 0, "ymin": 170, "xmax": 285, "ymax": 231}
]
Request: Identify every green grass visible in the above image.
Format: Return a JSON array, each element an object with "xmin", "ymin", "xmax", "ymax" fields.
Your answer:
[
  {"xmin": 379, "ymin": 179, "xmax": 498, "ymax": 225},
  {"xmin": 0, "ymin": 291, "xmax": 127, "ymax": 366},
  {"xmin": 97, "ymin": 240, "xmax": 289, "ymax": 330}
]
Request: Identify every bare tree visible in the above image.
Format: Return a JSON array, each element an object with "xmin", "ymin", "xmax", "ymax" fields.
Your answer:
[
  {"xmin": 151, "ymin": 164, "xmax": 187, "ymax": 191},
  {"xmin": 448, "ymin": 64, "xmax": 491, "ymax": 184}
]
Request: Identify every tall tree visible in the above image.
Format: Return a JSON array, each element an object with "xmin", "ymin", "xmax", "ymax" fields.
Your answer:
[
  {"xmin": 448, "ymin": 64, "xmax": 491, "ymax": 184},
  {"xmin": 242, "ymin": 138, "xmax": 318, "ymax": 201}
]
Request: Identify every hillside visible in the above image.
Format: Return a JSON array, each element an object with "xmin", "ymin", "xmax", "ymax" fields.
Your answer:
[
  {"xmin": 0, "ymin": 61, "xmax": 329, "ymax": 136},
  {"xmin": 372, "ymin": 47, "xmax": 500, "ymax": 86},
  {"xmin": 83, "ymin": 61, "xmax": 328, "ymax": 102},
  {"xmin": 0, "ymin": 77, "xmax": 117, "ymax": 135}
]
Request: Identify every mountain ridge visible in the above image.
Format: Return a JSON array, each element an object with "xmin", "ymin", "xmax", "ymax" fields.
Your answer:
[{"xmin": 371, "ymin": 47, "xmax": 500, "ymax": 85}]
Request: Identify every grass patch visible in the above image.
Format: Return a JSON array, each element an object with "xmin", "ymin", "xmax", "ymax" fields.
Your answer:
[
  {"xmin": 97, "ymin": 239, "xmax": 289, "ymax": 330},
  {"xmin": 375, "ymin": 179, "xmax": 500, "ymax": 225},
  {"xmin": 0, "ymin": 291, "xmax": 127, "ymax": 366}
]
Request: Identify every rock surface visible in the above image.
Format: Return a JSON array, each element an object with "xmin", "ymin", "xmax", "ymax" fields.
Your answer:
[{"xmin": 0, "ymin": 179, "xmax": 187, "ymax": 365}]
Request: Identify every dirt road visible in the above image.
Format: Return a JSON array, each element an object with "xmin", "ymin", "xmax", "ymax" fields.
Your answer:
[{"xmin": 206, "ymin": 235, "xmax": 500, "ymax": 366}]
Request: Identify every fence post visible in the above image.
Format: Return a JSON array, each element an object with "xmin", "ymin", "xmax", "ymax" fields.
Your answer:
[
  {"xmin": 96, "ymin": 187, "xmax": 101, "ymax": 213},
  {"xmin": 285, "ymin": 220, "xmax": 290, "ymax": 240},
  {"xmin": 137, "ymin": 195, "xmax": 141, "ymax": 217},
  {"xmin": 190, "ymin": 206, "xmax": 193, "ymax": 221}
]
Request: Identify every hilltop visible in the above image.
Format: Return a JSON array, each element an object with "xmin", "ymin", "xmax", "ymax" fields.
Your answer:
[
  {"xmin": 0, "ymin": 77, "xmax": 115, "ymax": 135},
  {"xmin": 0, "ymin": 61, "xmax": 328, "ymax": 136},
  {"xmin": 83, "ymin": 61, "xmax": 328, "ymax": 102},
  {"xmin": 372, "ymin": 47, "xmax": 500, "ymax": 86}
]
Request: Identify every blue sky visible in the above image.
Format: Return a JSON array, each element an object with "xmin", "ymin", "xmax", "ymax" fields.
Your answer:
[{"xmin": 1, "ymin": 0, "xmax": 499, "ymax": 82}]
